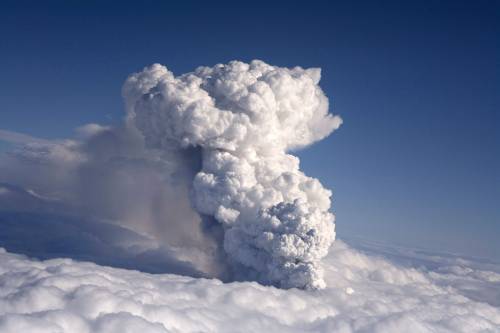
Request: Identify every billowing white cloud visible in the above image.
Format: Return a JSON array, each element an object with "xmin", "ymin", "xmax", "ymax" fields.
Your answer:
[
  {"xmin": 0, "ymin": 240, "xmax": 498, "ymax": 333},
  {"xmin": 75, "ymin": 123, "xmax": 111, "ymax": 139},
  {"xmin": 123, "ymin": 60, "xmax": 342, "ymax": 289}
]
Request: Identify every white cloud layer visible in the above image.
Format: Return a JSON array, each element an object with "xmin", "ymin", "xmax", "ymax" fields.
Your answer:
[{"xmin": 0, "ymin": 240, "xmax": 498, "ymax": 333}]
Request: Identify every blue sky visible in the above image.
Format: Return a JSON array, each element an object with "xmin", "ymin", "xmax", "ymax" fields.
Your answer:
[{"xmin": 0, "ymin": 0, "xmax": 498, "ymax": 259}]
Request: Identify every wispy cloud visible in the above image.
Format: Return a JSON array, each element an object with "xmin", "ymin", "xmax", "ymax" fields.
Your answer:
[{"xmin": 0, "ymin": 129, "xmax": 51, "ymax": 145}]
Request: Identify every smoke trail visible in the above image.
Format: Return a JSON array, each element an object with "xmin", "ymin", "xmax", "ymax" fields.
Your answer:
[
  {"xmin": 0, "ymin": 125, "xmax": 226, "ymax": 278},
  {"xmin": 123, "ymin": 60, "xmax": 342, "ymax": 289}
]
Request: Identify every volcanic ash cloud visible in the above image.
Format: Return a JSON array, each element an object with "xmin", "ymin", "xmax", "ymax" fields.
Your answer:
[{"xmin": 122, "ymin": 60, "xmax": 342, "ymax": 289}]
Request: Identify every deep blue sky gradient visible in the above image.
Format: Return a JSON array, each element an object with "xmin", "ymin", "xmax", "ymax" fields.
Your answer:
[{"xmin": 0, "ymin": 0, "xmax": 498, "ymax": 258}]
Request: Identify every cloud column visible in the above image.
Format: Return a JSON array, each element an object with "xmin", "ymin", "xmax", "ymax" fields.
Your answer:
[{"xmin": 123, "ymin": 60, "xmax": 342, "ymax": 289}]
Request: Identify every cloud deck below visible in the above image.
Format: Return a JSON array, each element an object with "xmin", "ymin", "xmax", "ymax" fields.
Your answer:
[{"xmin": 0, "ymin": 239, "xmax": 498, "ymax": 333}]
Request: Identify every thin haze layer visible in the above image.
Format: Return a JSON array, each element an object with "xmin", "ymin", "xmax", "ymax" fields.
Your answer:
[{"xmin": 123, "ymin": 60, "xmax": 342, "ymax": 289}]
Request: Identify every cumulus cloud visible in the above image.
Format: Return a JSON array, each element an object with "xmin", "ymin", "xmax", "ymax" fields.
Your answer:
[
  {"xmin": 123, "ymin": 60, "xmax": 342, "ymax": 289},
  {"xmin": 0, "ymin": 240, "xmax": 498, "ymax": 333}
]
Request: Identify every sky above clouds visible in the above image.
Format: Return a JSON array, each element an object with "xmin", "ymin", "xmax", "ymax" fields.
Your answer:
[{"xmin": 0, "ymin": 0, "xmax": 498, "ymax": 260}]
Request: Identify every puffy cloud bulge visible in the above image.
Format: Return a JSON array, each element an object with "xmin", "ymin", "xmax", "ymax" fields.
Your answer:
[{"xmin": 123, "ymin": 60, "xmax": 342, "ymax": 289}]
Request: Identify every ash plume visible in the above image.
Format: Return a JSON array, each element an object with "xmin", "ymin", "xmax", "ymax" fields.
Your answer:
[{"xmin": 123, "ymin": 60, "xmax": 342, "ymax": 289}]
